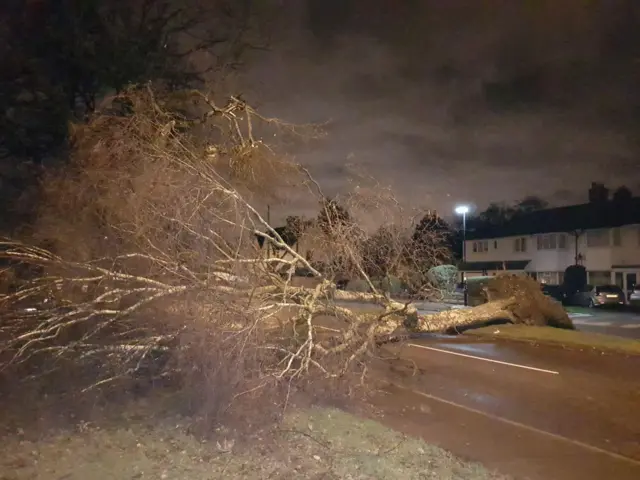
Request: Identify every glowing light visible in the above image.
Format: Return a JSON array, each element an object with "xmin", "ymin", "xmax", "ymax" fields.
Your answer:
[{"xmin": 454, "ymin": 205, "xmax": 469, "ymax": 215}]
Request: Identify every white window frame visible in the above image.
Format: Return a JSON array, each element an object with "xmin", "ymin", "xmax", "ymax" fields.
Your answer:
[
  {"xmin": 586, "ymin": 229, "xmax": 609, "ymax": 248},
  {"xmin": 558, "ymin": 233, "xmax": 568, "ymax": 249},
  {"xmin": 537, "ymin": 234, "xmax": 557, "ymax": 250},
  {"xmin": 537, "ymin": 272, "xmax": 559, "ymax": 284},
  {"xmin": 472, "ymin": 240, "xmax": 489, "ymax": 253},
  {"xmin": 612, "ymin": 228, "xmax": 621, "ymax": 247},
  {"xmin": 514, "ymin": 237, "xmax": 527, "ymax": 253}
]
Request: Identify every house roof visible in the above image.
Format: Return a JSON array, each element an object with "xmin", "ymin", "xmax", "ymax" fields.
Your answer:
[
  {"xmin": 466, "ymin": 198, "xmax": 640, "ymax": 240},
  {"xmin": 459, "ymin": 260, "xmax": 531, "ymax": 272}
]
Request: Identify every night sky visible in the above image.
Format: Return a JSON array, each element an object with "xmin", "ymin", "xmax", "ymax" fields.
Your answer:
[{"xmin": 237, "ymin": 0, "xmax": 640, "ymax": 218}]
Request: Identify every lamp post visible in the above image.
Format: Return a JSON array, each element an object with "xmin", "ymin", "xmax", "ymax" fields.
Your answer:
[{"xmin": 455, "ymin": 205, "xmax": 470, "ymax": 305}]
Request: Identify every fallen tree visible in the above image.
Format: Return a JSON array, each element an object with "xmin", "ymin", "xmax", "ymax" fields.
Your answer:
[
  {"xmin": 0, "ymin": 86, "xmax": 570, "ymax": 418},
  {"xmin": 0, "ymin": 85, "xmax": 433, "ymax": 404},
  {"xmin": 407, "ymin": 274, "xmax": 573, "ymax": 334}
]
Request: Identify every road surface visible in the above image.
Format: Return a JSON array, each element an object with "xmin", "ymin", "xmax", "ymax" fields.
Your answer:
[
  {"xmin": 568, "ymin": 308, "xmax": 640, "ymax": 339},
  {"xmin": 367, "ymin": 335, "xmax": 640, "ymax": 480}
]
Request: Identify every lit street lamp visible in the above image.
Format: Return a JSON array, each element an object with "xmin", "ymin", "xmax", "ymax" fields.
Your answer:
[
  {"xmin": 454, "ymin": 205, "xmax": 469, "ymax": 261},
  {"xmin": 455, "ymin": 205, "xmax": 470, "ymax": 305}
]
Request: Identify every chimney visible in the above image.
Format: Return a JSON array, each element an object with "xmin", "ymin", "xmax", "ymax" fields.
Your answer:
[{"xmin": 588, "ymin": 182, "xmax": 609, "ymax": 203}]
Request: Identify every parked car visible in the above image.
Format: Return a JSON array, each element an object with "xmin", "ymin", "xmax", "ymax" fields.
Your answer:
[
  {"xmin": 628, "ymin": 286, "xmax": 640, "ymax": 305},
  {"xmin": 566, "ymin": 284, "xmax": 626, "ymax": 308}
]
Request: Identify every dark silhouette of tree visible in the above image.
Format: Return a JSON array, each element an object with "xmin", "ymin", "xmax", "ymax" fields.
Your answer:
[
  {"xmin": 284, "ymin": 215, "xmax": 305, "ymax": 241},
  {"xmin": 360, "ymin": 225, "xmax": 399, "ymax": 278},
  {"xmin": 612, "ymin": 185, "xmax": 633, "ymax": 203},
  {"xmin": 1, "ymin": 0, "xmax": 263, "ymax": 162},
  {"xmin": 477, "ymin": 202, "xmax": 515, "ymax": 226},
  {"xmin": 410, "ymin": 211, "xmax": 452, "ymax": 267},
  {"xmin": 515, "ymin": 195, "xmax": 548, "ymax": 213},
  {"xmin": 562, "ymin": 264, "xmax": 587, "ymax": 295},
  {"xmin": 0, "ymin": 0, "xmax": 271, "ymax": 230},
  {"xmin": 468, "ymin": 196, "xmax": 548, "ymax": 231},
  {"xmin": 317, "ymin": 197, "xmax": 352, "ymax": 236}
]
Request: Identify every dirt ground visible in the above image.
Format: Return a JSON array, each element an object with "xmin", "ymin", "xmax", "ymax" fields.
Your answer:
[{"xmin": 0, "ymin": 399, "xmax": 506, "ymax": 480}]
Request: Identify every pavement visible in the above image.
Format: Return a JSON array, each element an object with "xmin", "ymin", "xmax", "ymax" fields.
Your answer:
[{"xmin": 367, "ymin": 335, "xmax": 640, "ymax": 480}]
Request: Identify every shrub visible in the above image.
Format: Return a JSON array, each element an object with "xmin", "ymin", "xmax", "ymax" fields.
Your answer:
[
  {"xmin": 486, "ymin": 274, "xmax": 574, "ymax": 329},
  {"xmin": 346, "ymin": 279, "xmax": 371, "ymax": 292},
  {"xmin": 427, "ymin": 265, "xmax": 458, "ymax": 292},
  {"xmin": 562, "ymin": 264, "xmax": 587, "ymax": 295},
  {"xmin": 376, "ymin": 276, "xmax": 403, "ymax": 295}
]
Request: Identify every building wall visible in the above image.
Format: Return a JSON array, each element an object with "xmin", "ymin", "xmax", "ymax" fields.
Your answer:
[
  {"xmin": 465, "ymin": 235, "xmax": 532, "ymax": 264},
  {"xmin": 464, "ymin": 224, "xmax": 640, "ymax": 280}
]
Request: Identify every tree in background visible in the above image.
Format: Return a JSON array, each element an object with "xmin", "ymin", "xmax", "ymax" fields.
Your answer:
[
  {"xmin": 468, "ymin": 195, "xmax": 548, "ymax": 230},
  {"xmin": 360, "ymin": 225, "xmax": 404, "ymax": 279},
  {"xmin": 0, "ymin": 0, "xmax": 272, "ymax": 229},
  {"xmin": 562, "ymin": 264, "xmax": 588, "ymax": 295},
  {"xmin": 316, "ymin": 197, "xmax": 353, "ymax": 237},
  {"xmin": 515, "ymin": 195, "xmax": 549, "ymax": 213},
  {"xmin": 612, "ymin": 185, "xmax": 633, "ymax": 203},
  {"xmin": 408, "ymin": 211, "xmax": 453, "ymax": 286}
]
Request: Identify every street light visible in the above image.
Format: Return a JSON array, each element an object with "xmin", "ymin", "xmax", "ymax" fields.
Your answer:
[
  {"xmin": 455, "ymin": 205, "xmax": 470, "ymax": 305},
  {"xmin": 454, "ymin": 205, "xmax": 469, "ymax": 250}
]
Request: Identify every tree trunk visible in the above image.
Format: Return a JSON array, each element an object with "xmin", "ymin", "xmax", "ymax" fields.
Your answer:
[
  {"xmin": 333, "ymin": 289, "xmax": 418, "ymax": 323},
  {"xmin": 406, "ymin": 297, "xmax": 518, "ymax": 333}
]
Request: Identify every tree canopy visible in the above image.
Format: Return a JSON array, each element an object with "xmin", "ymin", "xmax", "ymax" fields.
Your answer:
[
  {"xmin": 468, "ymin": 195, "xmax": 548, "ymax": 229},
  {"xmin": 1, "ymin": 0, "xmax": 262, "ymax": 162}
]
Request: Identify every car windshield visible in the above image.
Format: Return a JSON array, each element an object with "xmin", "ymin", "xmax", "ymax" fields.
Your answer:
[{"xmin": 595, "ymin": 285, "xmax": 622, "ymax": 294}]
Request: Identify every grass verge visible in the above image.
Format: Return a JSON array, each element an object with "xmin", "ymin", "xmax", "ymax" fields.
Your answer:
[
  {"xmin": 465, "ymin": 324, "xmax": 640, "ymax": 355},
  {"xmin": 0, "ymin": 404, "xmax": 505, "ymax": 480}
]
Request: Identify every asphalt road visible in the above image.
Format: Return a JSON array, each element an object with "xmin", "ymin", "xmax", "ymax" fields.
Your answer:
[
  {"xmin": 370, "ymin": 335, "xmax": 640, "ymax": 480},
  {"xmin": 568, "ymin": 308, "xmax": 640, "ymax": 339}
]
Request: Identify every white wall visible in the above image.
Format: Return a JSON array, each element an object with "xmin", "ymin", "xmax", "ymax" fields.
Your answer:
[
  {"xmin": 610, "ymin": 225, "xmax": 640, "ymax": 267},
  {"xmin": 465, "ymin": 235, "xmax": 532, "ymax": 264},
  {"xmin": 464, "ymin": 224, "xmax": 640, "ymax": 273}
]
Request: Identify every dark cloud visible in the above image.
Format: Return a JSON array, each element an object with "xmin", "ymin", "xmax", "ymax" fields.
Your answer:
[{"xmin": 239, "ymin": 0, "xmax": 640, "ymax": 219}]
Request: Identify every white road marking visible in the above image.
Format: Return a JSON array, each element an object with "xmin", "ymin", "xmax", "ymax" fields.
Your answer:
[
  {"xmin": 389, "ymin": 383, "xmax": 640, "ymax": 468},
  {"xmin": 621, "ymin": 324, "xmax": 640, "ymax": 329},
  {"xmin": 571, "ymin": 320, "xmax": 613, "ymax": 327},
  {"xmin": 568, "ymin": 312, "xmax": 594, "ymax": 318},
  {"xmin": 407, "ymin": 343, "xmax": 559, "ymax": 375}
]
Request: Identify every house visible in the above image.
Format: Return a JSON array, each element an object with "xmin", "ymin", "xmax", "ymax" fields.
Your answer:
[{"xmin": 460, "ymin": 183, "xmax": 640, "ymax": 293}]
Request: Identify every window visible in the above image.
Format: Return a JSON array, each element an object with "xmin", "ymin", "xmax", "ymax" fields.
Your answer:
[
  {"xmin": 537, "ymin": 234, "xmax": 557, "ymax": 250},
  {"xmin": 558, "ymin": 233, "xmax": 567, "ymax": 249},
  {"xmin": 586, "ymin": 229, "xmax": 609, "ymax": 248},
  {"xmin": 494, "ymin": 240, "xmax": 498, "ymax": 249},
  {"xmin": 514, "ymin": 237, "xmax": 527, "ymax": 253},
  {"xmin": 612, "ymin": 228, "xmax": 621, "ymax": 247},
  {"xmin": 472, "ymin": 240, "xmax": 488, "ymax": 253},
  {"xmin": 537, "ymin": 272, "xmax": 559, "ymax": 284}
]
